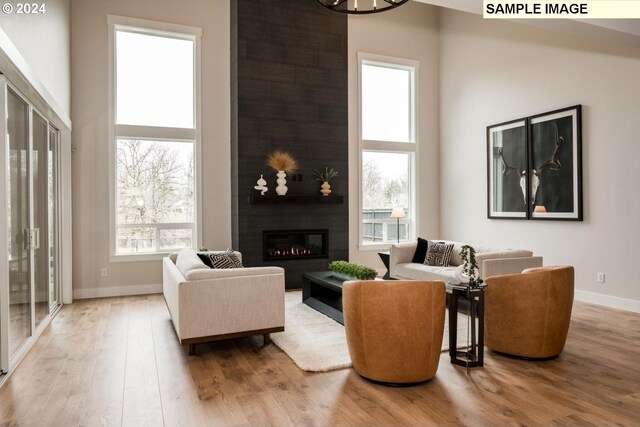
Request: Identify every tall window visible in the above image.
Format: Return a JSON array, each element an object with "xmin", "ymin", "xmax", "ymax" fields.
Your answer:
[
  {"xmin": 109, "ymin": 16, "xmax": 201, "ymax": 257},
  {"xmin": 359, "ymin": 54, "xmax": 418, "ymax": 247}
]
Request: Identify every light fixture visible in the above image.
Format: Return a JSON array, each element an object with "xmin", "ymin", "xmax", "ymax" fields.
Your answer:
[
  {"xmin": 390, "ymin": 207, "xmax": 406, "ymax": 244},
  {"xmin": 317, "ymin": 0, "xmax": 409, "ymax": 15}
]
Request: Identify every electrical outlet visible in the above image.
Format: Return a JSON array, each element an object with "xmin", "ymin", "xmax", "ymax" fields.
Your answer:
[
  {"xmin": 597, "ymin": 272, "xmax": 605, "ymax": 283},
  {"xmin": 100, "ymin": 268, "xmax": 108, "ymax": 278}
]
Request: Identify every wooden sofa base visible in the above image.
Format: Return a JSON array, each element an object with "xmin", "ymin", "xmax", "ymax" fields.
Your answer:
[{"xmin": 182, "ymin": 326, "xmax": 285, "ymax": 355}]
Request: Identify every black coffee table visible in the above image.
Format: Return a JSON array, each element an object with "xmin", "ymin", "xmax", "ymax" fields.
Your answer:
[{"xmin": 302, "ymin": 271, "xmax": 345, "ymax": 324}]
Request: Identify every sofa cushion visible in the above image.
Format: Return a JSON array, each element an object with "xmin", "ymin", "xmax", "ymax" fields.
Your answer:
[
  {"xmin": 411, "ymin": 237, "xmax": 430, "ymax": 264},
  {"xmin": 394, "ymin": 263, "xmax": 457, "ymax": 282},
  {"xmin": 425, "ymin": 241, "xmax": 454, "ymax": 267},
  {"xmin": 209, "ymin": 249, "xmax": 244, "ymax": 269},
  {"xmin": 176, "ymin": 248, "xmax": 208, "ymax": 278}
]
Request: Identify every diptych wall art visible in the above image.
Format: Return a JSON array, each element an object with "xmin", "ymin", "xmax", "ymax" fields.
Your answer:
[{"xmin": 487, "ymin": 105, "xmax": 582, "ymax": 221}]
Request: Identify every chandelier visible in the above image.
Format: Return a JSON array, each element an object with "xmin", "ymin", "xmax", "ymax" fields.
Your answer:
[{"xmin": 317, "ymin": 0, "xmax": 410, "ymax": 14}]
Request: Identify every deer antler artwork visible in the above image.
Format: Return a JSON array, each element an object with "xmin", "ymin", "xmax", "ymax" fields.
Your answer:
[
  {"xmin": 498, "ymin": 122, "xmax": 564, "ymax": 206},
  {"xmin": 530, "ymin": 122, "xmax": 563, "ymax": 205},
  {"xmin": 498, "ymin": 147, "xmax": 527, "ymax": 205}
]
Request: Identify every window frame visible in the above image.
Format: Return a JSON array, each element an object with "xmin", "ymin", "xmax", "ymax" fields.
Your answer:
[
  {"xmin": 107, "ymin": 15, "xmax": 202, "ymax": 262},
  {"xmin": 358, "ymin": 52, "xmax": 419, "ymax": 250}
]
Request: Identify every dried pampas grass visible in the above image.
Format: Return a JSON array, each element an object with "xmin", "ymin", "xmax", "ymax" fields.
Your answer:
[{"xmin": 266, "ymin": 150, "xmax": 297, "ymax": 172}]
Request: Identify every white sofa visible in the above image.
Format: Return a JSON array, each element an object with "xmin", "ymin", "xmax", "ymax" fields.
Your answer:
[
  {"xmin": 163, "ymin": 248, "xmax": 285, "ymax": 355},
  {"xmin": 390, "ymin": 240, "xmax": 543, "ymax": 283}
]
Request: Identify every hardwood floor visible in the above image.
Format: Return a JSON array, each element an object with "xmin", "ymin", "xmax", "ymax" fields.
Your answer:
[{"xmin": 0, "ymin": 294, "xmax": 638, "ymax": 426}]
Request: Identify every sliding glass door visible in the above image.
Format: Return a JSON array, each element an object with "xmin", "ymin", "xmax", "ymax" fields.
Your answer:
[
  {"xmin": 6, "ymin": 86, "xmax": 32, "ymax": 361},
  {"xmin": 1, "ymin": 80, "xmax": 61, "ymax": 374}
]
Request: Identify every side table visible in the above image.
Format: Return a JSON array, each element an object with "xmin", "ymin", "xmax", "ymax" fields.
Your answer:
[
  {"xmin": 448, "ymin": 285, "xmax": 485, "ymax": 368},
  {"xmin": 378, "ymin": 251, "xmax": 391, "ymax": 279}
]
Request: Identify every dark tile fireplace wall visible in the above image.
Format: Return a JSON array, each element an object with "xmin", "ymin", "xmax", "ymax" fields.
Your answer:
[{"xmin": 231, "ymin": 0, "xmax": 349, "ymax": 289}]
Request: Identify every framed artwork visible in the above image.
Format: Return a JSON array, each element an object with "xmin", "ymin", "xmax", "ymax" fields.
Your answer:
[
  {"xmin": 487, "ymin": 118, "xmax": 528, "ymax": 219},
  {"xmin": 487, "ymin": 105, "xmax": 582, "ymax": 221},
  {"xmin": 529, "ymin": 105, "xmax": 582, "ymax": 220}
]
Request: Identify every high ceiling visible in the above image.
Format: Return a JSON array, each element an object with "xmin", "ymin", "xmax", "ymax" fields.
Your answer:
[{"xmin": 414, "ymin": 0, "xmax": 640, "ymax": 49}]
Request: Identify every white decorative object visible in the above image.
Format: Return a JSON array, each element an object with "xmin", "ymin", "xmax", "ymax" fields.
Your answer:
[
  {"xmin": 320, "ymin": 181, "xmax": 331, "ymax": 196},
  {"xmin": 454, "ymin": 264, "xmax": 478, "ymax": 284},
  {"xmin": 254, "ymin": 174, "xmax": 268, "ymax": 195},
  {"xmin": 276, "ymin": 170, "xmax": 288, "ymax": 196}
]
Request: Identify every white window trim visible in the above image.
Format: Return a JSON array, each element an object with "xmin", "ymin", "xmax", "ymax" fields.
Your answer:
[
  {"xmin": 357, "ymin": 52, "xmax": 419, "ymax": 250},
  {"xmin": 107, "ymin": 15, "xmax": 202, "ymax": 262}
]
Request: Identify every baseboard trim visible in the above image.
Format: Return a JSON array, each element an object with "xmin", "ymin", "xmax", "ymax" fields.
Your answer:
[
  {"xmin": 575, "ymin": 290, "xmax": 640, "ymax": 314},
  {"xmin": 73, "ymin": 283, "xmax": 162, "ymax": 300}
]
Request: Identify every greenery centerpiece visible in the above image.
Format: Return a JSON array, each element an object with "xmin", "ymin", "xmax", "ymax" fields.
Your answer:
[
  {"xmin": 313, "ymin": 166, "xmax": 339, "ymax": 196},
  {"xmin": 329, "ymin": 260, "xmax": 378, "ymax": 281},
  {"xmin": 460, "ymin": 245, "xmax": 483, "ymax": 287}
]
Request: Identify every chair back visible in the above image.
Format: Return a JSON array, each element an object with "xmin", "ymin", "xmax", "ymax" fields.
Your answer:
[
  {"xmin": 343, "ymin": 280, "xmax": 446, "ymax": 384},
  {"xmin": 485, "ymin": 265, "xmax": 574, "ymax": 358}
]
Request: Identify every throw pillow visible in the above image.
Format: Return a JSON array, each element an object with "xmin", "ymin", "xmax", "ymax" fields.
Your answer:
[
  {"xmin": 411, "ymin": 237, "xmax": 430, "ymax": 264},
  {"xmin": 197, "ymin": 253, "xmax": 214, "ymax": 268},
  {"xmin": 209, "ymin": 249, "xmax": 244, "ymax": 269},
  {"xmin": 425, "ymin": 241, "xmax": 454, "ymax": 267}
]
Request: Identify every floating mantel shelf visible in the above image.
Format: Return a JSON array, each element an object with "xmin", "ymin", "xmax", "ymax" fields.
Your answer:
[{"xmin": 250, "ymin": 195, "xmax": 344, "ymax": 205}]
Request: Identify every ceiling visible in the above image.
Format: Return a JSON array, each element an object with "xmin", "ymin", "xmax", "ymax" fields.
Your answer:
[{"xmin": 414, "ymin": 0, "xmax": 640, "ymax": 50}]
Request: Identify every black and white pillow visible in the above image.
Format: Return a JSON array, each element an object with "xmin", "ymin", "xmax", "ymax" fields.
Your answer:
[
  {"xmin": 209, "ymin": 249, "xmax": 244, "ymax": 269},
  {"xmin": 197, "ymin": 253, "xmax": 214, "ymax": 268},
  {"xmin": 425, "ymin": 241, "xmax": 454, "ymax": 267},
  {"xmin": 411, "ymin": 237, "xmax": 430, "ymax": 264}
]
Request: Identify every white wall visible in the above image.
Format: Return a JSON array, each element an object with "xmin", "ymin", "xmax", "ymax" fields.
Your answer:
[
  {"xmin": 71, "ymin": 0, "xmax": 231, "ymax": 298},
  {"xmin": 0, "ymin": 0, "xmax": 71, "ymax": 117},
  {"xmin": 439, "ymin": 10, "xmax": 640, "ymax": 310},
  {"xmin": 348, "ymin": 1, "xmax": 440, "ymax": 272}
]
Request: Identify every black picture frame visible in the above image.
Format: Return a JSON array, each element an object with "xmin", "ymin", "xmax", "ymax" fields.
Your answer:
[
  {"xmin": 487, "ymin": 118, "xmax": 529, "ymax": 219},
  {"xmin": 487, "ymin": 105, "xmax": 583, "ymax": 221},
  {"xmin": 529, "ymin": 105, "xmax": 582, "ymax": 221}
]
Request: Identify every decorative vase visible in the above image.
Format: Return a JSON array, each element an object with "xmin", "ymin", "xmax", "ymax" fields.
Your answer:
[
  {"xmin": 276, "ymin": 170, "xmax": 288, "ymax": 196},
  {"xmin": 320, "ymin": 181, "xmax": 331, "ymax": 196},
  {"xmin": 454, "ymin": 264, "xmax": 479, "ymax": 285},
  {"xmin": 254, "ymin": 174, "xmax": 268, "ymax": 195}
]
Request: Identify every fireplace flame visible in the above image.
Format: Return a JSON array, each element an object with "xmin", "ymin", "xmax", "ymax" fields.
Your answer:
[{"xmin": 268, "ymin": 245, "xmax": 312, "ymax": 258}]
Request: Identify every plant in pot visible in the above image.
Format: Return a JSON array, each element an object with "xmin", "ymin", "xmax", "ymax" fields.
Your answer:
[
  {"xmin": 313, "ymin": 167, "xmax": 339, "ymax": 196},
  {"xmin": 266, "ymin": 150, "xmax": 297, "ymax": 196},
  {"xmin": 457, "ymin": 245, "xmax": 484, "ymax": 288},
  {"xmin": 329, "ymin": 260, "xmax": 378, "ymax": 281}
]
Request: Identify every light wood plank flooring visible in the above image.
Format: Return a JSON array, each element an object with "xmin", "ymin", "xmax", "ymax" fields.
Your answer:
[{"xmin": 0, "ymin": 294, "xmax": 638, "ymax": 426}]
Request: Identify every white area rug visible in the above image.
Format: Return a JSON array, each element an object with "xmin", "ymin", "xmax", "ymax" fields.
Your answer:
[{"xmin": 272, "ymin": 291, "xmax": 470, "ymax": 372}]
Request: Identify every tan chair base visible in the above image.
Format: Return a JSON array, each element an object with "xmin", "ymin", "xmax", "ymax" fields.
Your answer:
[
  {"xmin": 358, "ymin": 373, "xmax": 433, "ymax": 387},
  {"xmin": 490, "ymin": 349, "xmax": 560, "ymax": 362}
]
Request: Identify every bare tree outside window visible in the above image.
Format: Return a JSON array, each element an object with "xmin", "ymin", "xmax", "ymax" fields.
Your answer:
[
  {"xmin": 116, "ymin": 139, "xmax": 194, "ymax": 253},
  {"xmin": 362, "ymin": 152, "xmax": 410, "ymax": 243}
]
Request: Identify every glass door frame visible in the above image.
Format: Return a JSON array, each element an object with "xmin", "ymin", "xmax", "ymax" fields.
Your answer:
[{"xmin": 0, "ymin": 77, "xmax": 62, "ymax": 374}]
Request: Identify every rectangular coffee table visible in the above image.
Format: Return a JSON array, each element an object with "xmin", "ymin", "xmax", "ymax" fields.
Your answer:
[{"xmin": 302, "ymin": 271, "xmax": 345, "ymax": 325}]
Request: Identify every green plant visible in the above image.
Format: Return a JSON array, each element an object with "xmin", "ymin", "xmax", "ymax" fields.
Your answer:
[
  {"xmin": 198, "ymin": 246, "xmax": 209, "ymax": 251},
  {"xmin": 328, "ymin": 260, "xmax": 378, "ymax": 280},
  {"xmin": 313, "ymin": 167, "xmax": 339, "ymax": 183},
  {"xmin": 460, "ymin": 245, "xmax": 483, "ymax": 286}
]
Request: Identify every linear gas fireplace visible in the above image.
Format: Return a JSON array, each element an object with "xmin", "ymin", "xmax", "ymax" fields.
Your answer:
[{"xmin": 263, "ymin": 229, "xmax": 328, "ymax": 261}]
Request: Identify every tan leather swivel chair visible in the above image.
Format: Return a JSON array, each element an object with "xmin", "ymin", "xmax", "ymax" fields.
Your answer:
[
  {"xmin": 485, "ymin": 266, "xmax": 574, "ymax": 359},
  {"xmin": 342, "ymin": 280, "xmax": 446, "ymax": 386}
]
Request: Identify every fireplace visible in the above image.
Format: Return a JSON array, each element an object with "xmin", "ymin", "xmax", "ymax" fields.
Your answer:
[{"xmin": 263, "ymin": 229, "xmax": 328, "ymax": 261}]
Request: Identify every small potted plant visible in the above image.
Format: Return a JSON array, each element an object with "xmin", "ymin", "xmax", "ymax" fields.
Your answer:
[
  {"xmin": 313, "ymin": 166, "xmax": 339, "ymax": 197},
  {"xmin": 329, "ymin": 260, "xmax": 378, "ymax": 281},
  {"xmin": 266, "ymin": 150, "xmax": 297, "ymax": 196},
  {"xmin": 459, "ymin": 245, "xmax": 484, "ymax": 288}
]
